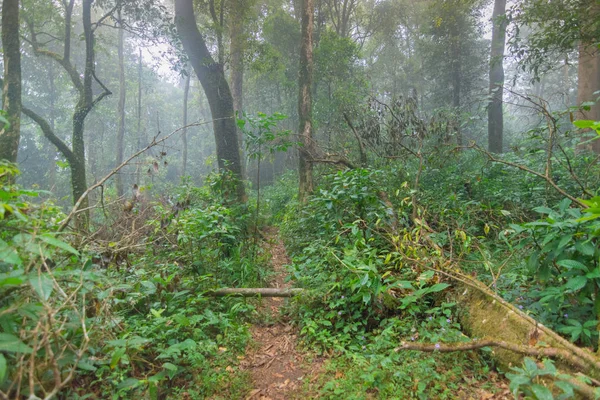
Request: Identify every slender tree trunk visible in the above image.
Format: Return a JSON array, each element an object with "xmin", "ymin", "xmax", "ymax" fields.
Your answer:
[
  {"xmin": 0, "ymin": 0, "xmax": 22, "ymax": 163},
  {"xmin": 230, "ymin": 0, "xmax": 246, "ymax": 178},
  {"xmin": 116, "ymin": 9, "xmax": 126, "ymax": 197},
  {"xmin": 452, "ymin": 46, "xmax": 462, "ymax": 147},
  {"xmin": 577, "ymin": 44, "xmax": 600, "ymax": 154},
  {"xmin": 175, "ymin": 0, "xmax": 246, "ymax": 202},
  {"xmin": 23, "ymin": 0, "xmax": 111, "ymax": 230},
  {"xmin": 182, "ymin": 71, "xmax": 190, "ymax": 177},
  {"xmin": 45, "ymin": 66, "xmax": 57, "ymax": 189},
  {"xmin": 136, "ymin": 48, "xmax": 142, "ymax": 183},
  {"xmin": 487, "ymin": 0, "xmax": 506, "ymax": 154},
  {"xmin": 298, "ymin": 0, "xmax": 315, "ymax": 204}
]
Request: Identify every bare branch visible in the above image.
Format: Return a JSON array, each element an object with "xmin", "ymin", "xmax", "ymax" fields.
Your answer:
[
  {"xmin": 467, "ymin": 143, "xmax": 586, "ymax": 207},
  {"xmin": 59, "ymin": 119, "xmax": 227, "ymax": 231}
]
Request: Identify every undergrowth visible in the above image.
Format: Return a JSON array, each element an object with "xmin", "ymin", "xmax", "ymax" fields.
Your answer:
[{"xmin": 0, "ymin": 166, "xmax": 267, "ymax": 399}]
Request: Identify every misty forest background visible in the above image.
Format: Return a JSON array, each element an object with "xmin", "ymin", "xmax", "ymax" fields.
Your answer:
[{"xmin": 1, "ymin": 0, "xmax": 600, "ymax": 398}]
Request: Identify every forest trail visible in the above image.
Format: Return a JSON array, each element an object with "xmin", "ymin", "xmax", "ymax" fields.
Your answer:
[{"xmin": 241, "ymin": 227, "xmax": 323, "ymax": 400}]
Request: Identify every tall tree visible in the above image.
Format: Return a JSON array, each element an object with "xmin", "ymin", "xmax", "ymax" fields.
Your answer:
[
  {"xmin": 230, "ymin": 0, "xmax": 246, "ymax": 177},
  {"xmin": 174, "ymin": 0, "xmax": 246, "ymax": 202},
  {"xmin": 22, "ymin": 0, "xmax": 111, "ymax": 229},
  {"xmin": 576, "ymin": 2, "xmax": 600, "ymax": 153},
  {"xmin": 116, "ymin": 8, "xmax": 127, "ymax": 197},
  {"xmin": 298, "ymin": 0, "xmax": 315, "ymax": 203},
  {"xmin": 326, "ymin": 0, "xmax": 357, "ymax": 38},
  {"xmin": 510, "ymin": 0, "xmax": 600, "ymax": 153},
  {"xmin": 487, "ymin": 0, "xmax": 507, "ymax": 153},
  {"xmin": 0, "ymin": 0, "xmax": 22, "ymax": 163},
  {"xmin": 182, "ymin": 70, "xmax": 190, "ymax": 177}
]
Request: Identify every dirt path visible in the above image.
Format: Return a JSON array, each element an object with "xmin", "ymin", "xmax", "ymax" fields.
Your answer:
[{"xmin": 241, "ymin": 228, "xmax": 322, "ymax": 400}]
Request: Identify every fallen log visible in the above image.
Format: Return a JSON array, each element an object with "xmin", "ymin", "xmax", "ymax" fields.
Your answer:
[{"xmin": 208, "ymin": 288, "xmax": 305, "ymax": 297}]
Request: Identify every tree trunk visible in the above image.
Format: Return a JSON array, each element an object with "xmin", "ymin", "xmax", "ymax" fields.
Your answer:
[
  {"xmin": 23, "ymin": 0, "xmax": 111, "ymax": 230},
  {"xmin": 298, "ymin": 0, "xmax": 315, "ymax": 204},
  {"xmin": 136, "ymin": 48, "xmax": 142, "ymax": 183},
  {"xmin": 577, "ymin": 44, "xmax": 600, "ymax": 154},
  {"xmin": 487, "ymin": 0, "xmax": 506, "ymax": 154},
  {"xmin": 174, "ymin": 0, "xmax": 246, "ymax": 202},
  {"xmin": 46, "ymin": 65, "xmax": 57, "ymax": 189},
  {"xmin": 230, "ymin": 0, "xmax": 246, "ymax": 179},
  {"xmin": 182, "ymin": 70, "xmax": 190, "ymax": 177},
  {"xmin": 0, "ymin": 0, "xmax": 22, "ymax": 163},
  {"xmin": 115, "ymin": 9, "xmax": 126, "ymax": 197},
  {"xmin": 451, "ymin": 39, "xmax": 462, "ymax": 147}
]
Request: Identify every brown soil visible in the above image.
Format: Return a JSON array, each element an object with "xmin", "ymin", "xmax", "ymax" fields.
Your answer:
[{"xmin": 240, "ymin": 227, "xmax": 323, "ymax": 400}]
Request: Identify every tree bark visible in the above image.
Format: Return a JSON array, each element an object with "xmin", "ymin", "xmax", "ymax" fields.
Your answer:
[
  {"xmin": 577, "ymin": 43, "xmax": 600, "ymax": 154},
  {"xmin": 116, "ymin": 8, "xmax": 126, "ymax": 197},
  {"xmin": 230, "ymin": 0, "xmax": 246, "ymax": 178},
  {"xmin": 136, "ymin": 48, "xmax": 142, "ymax": 183},
  {"xmin": 487, "ymin": 0, "xmax": 506, "ymax": 154},
  {"xmin": 298, "ymin": 0, "xmax": 315, "ymax": 204},
  {"xmin": 451, "ymin": 35, "xmax": 462, "ymax": 147},
  {"xmin": 24, "ymin": 0, "xmax": 111, "ymax": 230},
  {"xmin": 174, "ymin": 0, "xmax": 246, "ymax": 202},
  {"xmin": 182, "ymin": 70, "xmax": 190, "ymax": 177},
  {"xmin": 0, "ymin": 0, "xmax": 22, "ymax": 163}
]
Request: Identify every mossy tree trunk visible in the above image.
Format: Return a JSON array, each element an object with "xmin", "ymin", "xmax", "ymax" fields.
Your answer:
[
  {"xmin": 298, "ymin": 0, "xmax": 315, "ymax": 204},
  {"xmin": 116, "ymin": 8, "xmax": 126, "ymax": 197},
  {"xmin": 22, "ymin": 0, "xmax": 111, "ymax": 230},
  {"xmin": 0, "ymin": 0, "xmax": 22, "ymax": 164}
]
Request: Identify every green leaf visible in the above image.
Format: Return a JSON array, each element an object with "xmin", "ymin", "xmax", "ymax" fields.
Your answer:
[
  {"xmin": 557, "ymin": 235, "xmax": 572, "ymax": 249},
  {"xmin": 77, "ymin": 361, "xmax": 97, "ymax": 371},
  {"xmin": 556, "ymin": 259, "xmax": 588, "ymax": 271},
  {"xmin": 573, "ymin": 120, "xmax": 596, "ymax": 129},
  {"xmin": 533, "ymin": 206, "xmax": 553, "ymax": 215},
  {"xmin": 110, "ymin": 347, "xmax": 126, "ymax": 369},
  {"xmin": 362, "ymin": 292, "xmax": 371, "ymax": 304},
  {"xmin": 575, "ymin": 242, "xmax": 596, "ymax": 256},
  {"xmin": 427, "ymin": 283, "xmax": 450, "ymax": 293},
  {"xmin": 116, "ymin": 378, "xmax": 141, "ymax": 390},
  {"xmin": 530, "ymin": 384, "xmax": 554, "ymax": 400},
  {"xmin": 29, "ymin": 274, "xmax": 54, "ymax": 301},
  {"xmin": 0, "ymin": 354, "xmax": 6, "ymax": 383},
  {"xmin": 0, "ymin": 333, "xmax": 33, "ymax": 354},
  {"xmin": 554, "ymin": 381, "xmax": 574, "ymax": 398},
  {"xmin": 39, "ymin": 234, "xmax": 79, "ymax": 255},
  {"xmin": 162, "ymin": 362, "xmax": 177, "ymax": 371},
  {"xmin": 564, "ymin": 276, "xmax": 587, "ymax": 292},
  {"xmin": 0, "ymin": 239, "xmax": 21, "ymax": 265}
]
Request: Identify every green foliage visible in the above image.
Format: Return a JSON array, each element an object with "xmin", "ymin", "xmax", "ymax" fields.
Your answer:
[
  {"xmin": 505, "ymin": 197, "xmax": 600, "ymax": 347},
  {"xmin": 0, "ymin": 164, "xmax": 105, "ymax": 397},
  {"xmin": 506, "ymin": 358, "xmax": 580, "ymax": 400},
  {"xmin": 238, "ymin": 111, "xmax": 295, "ymax": 160},
  {"xmin": 0, "ymin": 167, "xmax": 262, "ymax": 398},
  {"xmin": 0, "ymin": 110, "xmax": 10, "ymax": 129},
  {"xmin": 278, "ymin": 169, "xmax": 468, "ymax": 354}
]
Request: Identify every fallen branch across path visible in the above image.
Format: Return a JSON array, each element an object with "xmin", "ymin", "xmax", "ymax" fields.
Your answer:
[{"xmin": 208, "ymin": 288, "xmax": 304, "ymax": 297}]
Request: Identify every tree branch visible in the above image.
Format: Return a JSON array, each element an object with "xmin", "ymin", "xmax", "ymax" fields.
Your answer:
[
  {"xmin": 21, "ymin": 105, "xmax": 75, "ymax": 164},
  {"xmin": 467, "ymin": 143, "xmax": 586, "ymax": 207},
  {"xmin": 58, "ymin": 119, "xmax": 226, "ymax": 231}
]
